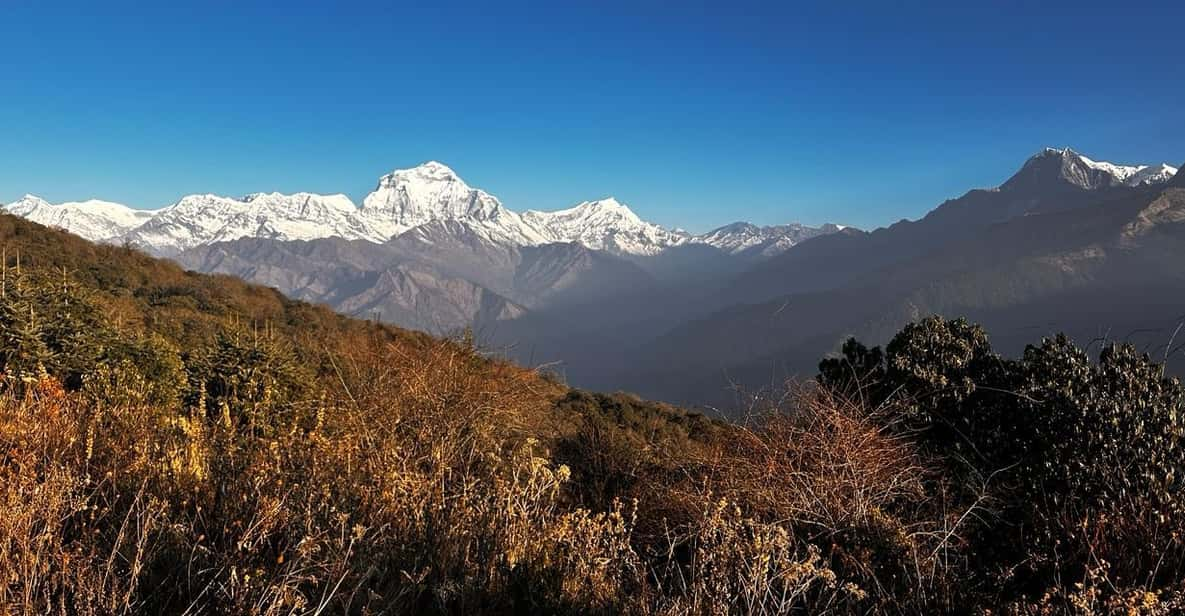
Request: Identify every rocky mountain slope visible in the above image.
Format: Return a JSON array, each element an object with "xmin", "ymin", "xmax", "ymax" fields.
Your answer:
[
  {"xmin": 174, "ymin": 219, "xmax": 657, "ymax": 335},
  {"xmin": 606, "ymin": 151, "xmax": 1185, "ymax": 406},
  {"xmin": 724, "ymin": 148, "xmax": 1179, "ymax": 304}
]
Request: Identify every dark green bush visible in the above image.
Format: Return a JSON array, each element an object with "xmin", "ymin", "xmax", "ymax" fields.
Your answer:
[{"xmin": 818, "ymin": 316, "xmax": 1185, "ymax": 599}]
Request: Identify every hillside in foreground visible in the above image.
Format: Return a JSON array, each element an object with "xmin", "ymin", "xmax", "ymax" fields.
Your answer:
[{"xmin": 3, "ymin": 211, "xmax": 1185, "ymax": 614}]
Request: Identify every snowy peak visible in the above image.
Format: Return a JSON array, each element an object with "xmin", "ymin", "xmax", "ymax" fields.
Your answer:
[
  {"xmin": 242, "ymin": 191, "xmax": 355, "ymax": 210},
  {"xmin": 532, "ymin": 197, "xmax": 644, "ymax": 228},
  {"xmin": 691, "ymin": 221, "xmax": 846, "ymax": 255},
  {"xmin": 18, "ymin": 151, "xmax": 1171, "ymax": 260},
  {"xmin": 1004, "ymin": 147, "xmax": 1177, "ymax": 192},
  {"xmin": 376, "ymin": 160, "xmax": 465, "ymax": 187},
  {"xmin": 4, "ymin": 194, "xmax": 51, "ymax": 214},
  {"xmin": 691, "ymin": 222, "xmax": 764, "ymax": 253},
  {"xmin": 574, "ymin": 196, "xmax": 637, "ymax": 217},
  {"xmin": 123, "ymin": 191, "xmax": 384, "ymax": 255},
  {"xmin": 2, "ymin": 163, "xmax": 838, "ymax": 258},
  {"xmin": 4, "ymin": 194, "xmax": 156, "ymax": 242},
  {"xmin": 360, "ymin": 161, "xmax": 517, "ymax": 238},
  {"xmin": 523, "ymin": 197, "xmax": 687, "ymax": 256}
]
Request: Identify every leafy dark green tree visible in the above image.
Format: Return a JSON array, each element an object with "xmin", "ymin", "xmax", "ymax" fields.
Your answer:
[
  {"xmin": 819, "ymin": 317, "xmax": 1023, "ymax": 465},
  {"xmin": 0, "ymin": 269, "xmax": 117, "ymax": 389},
  {"xmin": 1012, "ymin": 338, "xmax": 1185, "ymax": 580},
  {"xmin": 817, "ymin": 317, "xmax": 1185, "ymax": 593},
  {"xmin": 818, "ymin": 338, "xmax": 886, "ymax": 404}
]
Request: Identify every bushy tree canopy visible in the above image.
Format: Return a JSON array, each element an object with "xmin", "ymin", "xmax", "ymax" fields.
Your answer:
[{"xmin": 819, "ymin": 316, "xmax": 1185, "ymax": 588}]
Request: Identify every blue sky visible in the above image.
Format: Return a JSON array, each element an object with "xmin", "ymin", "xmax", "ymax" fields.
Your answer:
[{"xmin": 2, "ymin": 1, "xmax": 1182, "ymax": 232}]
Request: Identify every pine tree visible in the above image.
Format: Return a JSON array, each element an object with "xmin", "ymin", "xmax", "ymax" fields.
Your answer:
[
  {"xmin": 0, "ymin": 284, "xmax": 53, "ymax": 381},
  {"xmin": 34, "ymin": 271, "xmax": 107, "ymax": 387}
]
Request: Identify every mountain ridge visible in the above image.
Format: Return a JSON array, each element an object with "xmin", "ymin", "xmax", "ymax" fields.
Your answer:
[
  {"xmin": 4, "ymin": 147, "xmax": 1182, "ymax": 406},
  {"xmin": 613, "ymin": 167, "xmax": 1185, "ymax": 406},
  {"xmin": 3, "ymin": 161, "xmax": 848, "ymax": 258}
]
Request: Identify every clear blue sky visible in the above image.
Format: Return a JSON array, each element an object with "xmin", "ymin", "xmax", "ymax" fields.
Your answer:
[{"xmin": 2, "ymin": 1, "xmax": 1182, "ymax": 232}]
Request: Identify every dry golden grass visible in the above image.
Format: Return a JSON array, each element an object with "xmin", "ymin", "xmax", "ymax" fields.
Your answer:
[
  {"xmin": 7, "ymin": 336, "xmax": 1173, "ymax": 614},
  {"xmin": 0, "ymin": 333, "xmax": 919, "ymax": 615},
  {"xmin": 0, "ymin": 337, "xmax": 640, "ymax": 614}
]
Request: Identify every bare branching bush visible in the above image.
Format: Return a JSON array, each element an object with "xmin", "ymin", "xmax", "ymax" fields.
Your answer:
[{"xmin": 635, "ymin": 389, "xmax": 980, "ymax": 614}]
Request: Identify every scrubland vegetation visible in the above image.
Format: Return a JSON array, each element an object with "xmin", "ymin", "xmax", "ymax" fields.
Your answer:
[{"xmin": 2, "ymin": 216, "xmax": 1185, "ymax": 614}]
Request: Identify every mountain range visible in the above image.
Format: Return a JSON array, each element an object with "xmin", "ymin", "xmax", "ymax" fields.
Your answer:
[
  {"xmin": 5, "ymin": 147, "xmax": 1182, "ymax": 410},
  {"xmin": 4, "ymin": 161, "xmax": 841, "ymax": 258},
  {"xmin": 610, "ymin": 147, "xmax": 1185, "ymax": 406}
]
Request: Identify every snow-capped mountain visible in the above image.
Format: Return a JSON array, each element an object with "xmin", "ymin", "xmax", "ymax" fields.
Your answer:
[
  {"xmin": 4, "ymin": 163, "xmax": 702, "ymax": 256},
  {"xmin": 4, "ymin": 195, "xmax": 157, "ymax": 242},
  {"xmin": 690, "ymin": 222, "xmax": 847, "ymax": 256},
  {"xmin": 1126, "ymin": 163, "xmax": 1179, "ymax": 187},
  {"xmin": 124, "ymin": 192, "xmax": 384, "ymax": 255},
  {"xmin": 1003, "ymin": 147, "xmax": 1178, "ymax": 192},
  {"xmin": 523, "ymin": 197, "xmax": 689, "ymax": 256},
  {"xmin": 1, "ymin": 162, "xmax": 834, "ymax": 257},
  {"xmin": 9, "ymin": 150, "xmax": 1164, "ymax": 259},
  {"xmin": 361, "ymin": 163, "xmax": 692, "ymax": 255},
  {"xmin": 360, "ymin": 161, "xmax": 551, "ymax": 246}
]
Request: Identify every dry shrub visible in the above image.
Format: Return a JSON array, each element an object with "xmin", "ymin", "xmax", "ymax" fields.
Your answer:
[
  {"xmin": 1004, "ymin": 571, "xmax": 1185, "ymax": 616},
  {"xmin": 634, "ymin": 388, "xmax": 970, "ymax": 614},
  {"xmin": 715, "ymin": 391, "xmax": 925, "ymax": 529},
  {"xmin": 0, "ymin": 376, "xmax": 162, "ymax": 615},
  {"xmin": 649, "ymin": 498, "xmax": 856, "ymax": 616}
]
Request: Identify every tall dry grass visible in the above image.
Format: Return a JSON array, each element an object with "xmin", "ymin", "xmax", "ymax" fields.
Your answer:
[
  {"xmin": 0, "ymin": 341, "xmax": 999, "ymax": 614},
  {"xmin": 0, "ymin": 339, "xmax": 642, "ymax": 614}
]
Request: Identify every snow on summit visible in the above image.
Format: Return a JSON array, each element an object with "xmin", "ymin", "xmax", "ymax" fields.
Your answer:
[
  {"xmin": 689, "ymin": 221, "xmax": 844, "ymax": 256},
  {"xmin": 360, "ymin": 161, "xmax": 552, "ymax": 246},
  {"xmin": 0, "ymin": 160, "xmax": 908, "ymax": 257},
  {"xmin": 1010, "ymin": 148, "xmax": 1179, "ymax": 191},
  {"xmin": 523, "ymin": 197, "xmax": 689, "ymax": 256},
  {"xmin": 360, "ymin": 163, "xmax": 688, "ymax": 254},
  {"xmin": 122, "ymin": 192, "xmax": 387, "ymax": 256},
  {"xmin": 4, "ymin": 195, "xmax": 157, "ymax": 242}
]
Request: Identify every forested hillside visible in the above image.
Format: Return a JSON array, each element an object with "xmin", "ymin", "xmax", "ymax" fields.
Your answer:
[{"xmin": 3, "ymin": 212, "xmax": 1185, "ymax": 614}]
